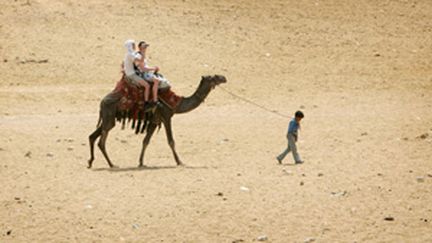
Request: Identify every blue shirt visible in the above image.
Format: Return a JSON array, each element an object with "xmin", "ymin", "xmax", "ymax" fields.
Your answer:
[{"xmin": 287, "ymin": 118, "xmax": 299, "ymax": 135}]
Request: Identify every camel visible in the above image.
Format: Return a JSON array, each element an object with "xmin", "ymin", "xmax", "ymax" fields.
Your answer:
[{"xmin": 87, "ymin": 74, "xmax": 227, "ymax": 168}]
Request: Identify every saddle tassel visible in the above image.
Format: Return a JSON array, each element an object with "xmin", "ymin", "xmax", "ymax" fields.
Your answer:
[
  {"xmin": 135, "ymin": 111, "xmax": 143, "ymax": 134},
  {"xmin": 141, "ymin": 112, "xmax": 148, "ymax": 134},
  {"xmin": 121, "ymin": 110, "xmax": 127, "ymax": 130}
]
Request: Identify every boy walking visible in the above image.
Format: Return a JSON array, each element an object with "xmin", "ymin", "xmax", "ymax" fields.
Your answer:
[{"xmin": 277, "ymin": 111, "xmax": 304, "ymax": 164}]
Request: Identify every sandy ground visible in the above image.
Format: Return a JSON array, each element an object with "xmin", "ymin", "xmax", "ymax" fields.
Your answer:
[{"xmin": 1, "ymin": 0, "xmax": 432, "ymax": 242}]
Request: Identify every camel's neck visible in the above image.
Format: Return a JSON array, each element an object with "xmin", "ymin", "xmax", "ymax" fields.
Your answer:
[{"xmin": 175, "ymin": 80, "xmax": 212, "ymax": 114}]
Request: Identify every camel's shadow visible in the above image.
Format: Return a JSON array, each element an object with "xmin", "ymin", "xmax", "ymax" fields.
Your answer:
[{"xmin": 92, "ymin": 164, "xmax": 208, "ymax": 172}]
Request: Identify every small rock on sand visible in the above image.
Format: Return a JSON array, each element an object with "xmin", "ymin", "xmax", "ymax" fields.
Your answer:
[
  {"xmin": 331, "ymin": 191, "xmax": 347, "ymax": 197},
  {"xmin": 304, "ymin": 237, "xmax": 315, "ymax": 243},
  {"xmin": 283, "ymin": 169, "xmax": 293, "ymax": 175},
  {"xmin": 416, "ymin": 177, "xmax": 425, "ymax": 183},
  {"xmin": 25, "ymin": 151, "xmax": 32, "ymax": 158},
  {"xmin": 418, "ymin": 133, "xmax": 429, "ymax": 139},
  {"xmin": 240, "ymin": 186, "xmax": 250, "ymax": 192},
  {"xmin": 46, "ymin": 152, "xmax": 54, "ymax": 157},
  {"xmin": 257, "ymin": 235, "xmax": 268, "ymax": 241},
  {"xmin": 384, "ymin": 216, "xmax": 394, "ymax": 221}
]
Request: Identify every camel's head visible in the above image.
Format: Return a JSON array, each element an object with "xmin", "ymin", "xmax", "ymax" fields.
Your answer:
[{"xmin": 202, "ymin": 75, "xmax": 227, "ymax": 89}]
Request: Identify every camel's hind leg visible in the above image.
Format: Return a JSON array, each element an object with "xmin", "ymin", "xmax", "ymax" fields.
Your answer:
[
  {"xmin": 138, "ymin": 123, "xmax": 157, "ymax": 167},
  {"xmin": 98, "ymin": 129, "xmax": 116, "ymax": 168},
  {"xmin": 89, "ymin": 111, "xmax": 117, "ymax": 169},
  {"xmin": 88, "ymin": 126, "xmax": 102, "ymax": 168}
]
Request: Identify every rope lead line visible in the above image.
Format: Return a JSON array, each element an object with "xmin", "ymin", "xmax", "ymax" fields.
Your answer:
[{"xmin": 218, "ymin": 86, "xmax": 290, "ymax": 119}]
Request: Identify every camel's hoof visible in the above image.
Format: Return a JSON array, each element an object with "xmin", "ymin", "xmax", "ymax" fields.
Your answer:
[
  {"xmin": 177, "ymin": 162, "xmax": 184, "ymax": 167},
  {"xmin": 109, "ymin": 165, "xmax": 119, "ymax": 169},
  {"xmin": 87, "ymin": 159, "xmax": 93, "ymax": 169},
  {"xmin": 138, "ymin": 164, "xmax": 146, "ymax": 168}
]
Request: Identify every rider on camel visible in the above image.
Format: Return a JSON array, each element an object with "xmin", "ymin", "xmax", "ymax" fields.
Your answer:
[
  {"xmin": 122, "ymin": 39, "xmax": 154, "ymax": 109},
  {"xmin": 136, "ymin": 40, "xmax": 163, "ymax": 105}
]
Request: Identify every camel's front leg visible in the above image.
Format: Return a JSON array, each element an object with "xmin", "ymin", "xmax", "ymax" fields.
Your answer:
[
  {"xmin": 139, "ymin": 123, "xmax": 157, "ymax": 167},
  {"xmin": 163, "ymin": 119, "xmax": 183, "ymax": 166}
]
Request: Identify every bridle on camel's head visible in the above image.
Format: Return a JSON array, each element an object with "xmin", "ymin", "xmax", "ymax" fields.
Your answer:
[
  {"xmin": 195, "ymin": 75, "xmax": 227, "ymax": 102},
  {"xmin": 201, "ymin": 75, "xmax": 227, "ymax": 89}
]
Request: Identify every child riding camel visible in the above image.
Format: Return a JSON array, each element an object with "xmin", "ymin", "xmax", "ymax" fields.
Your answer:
[{"xmin": 136, "ymin": 40, "xmax": 162, "ymax": 105}]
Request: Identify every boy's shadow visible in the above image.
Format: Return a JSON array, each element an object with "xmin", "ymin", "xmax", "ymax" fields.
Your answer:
[{"xmin": 280, "ymin": 163, "xmax": 298, "ymax": 166}]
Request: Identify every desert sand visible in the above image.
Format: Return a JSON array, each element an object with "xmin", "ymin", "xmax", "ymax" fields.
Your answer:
[{"xmin": 1, "ymin": 0, "xmax": 431, "ymax": 242}]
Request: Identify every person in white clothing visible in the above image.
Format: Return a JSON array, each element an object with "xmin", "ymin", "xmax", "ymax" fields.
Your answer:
[{"xmin": 123, "ymin": 39, "xmax": 150, "ymax": 104}]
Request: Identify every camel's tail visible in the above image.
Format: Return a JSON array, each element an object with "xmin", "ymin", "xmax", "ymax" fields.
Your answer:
[{"xmin": 96, "ymin": 109, "xmax": 102, "ymax": 128}]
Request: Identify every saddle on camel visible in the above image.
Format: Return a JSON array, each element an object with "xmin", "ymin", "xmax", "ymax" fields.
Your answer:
[{"xmin": 107, "ymin": 73, "xmax": 182, "ymax": 133}]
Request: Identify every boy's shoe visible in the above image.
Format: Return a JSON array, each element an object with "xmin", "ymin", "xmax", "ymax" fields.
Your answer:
[
  {"xmin": 144, "ymin": 101, "xmax": 159, "ymax": 112},
  {"xmin": 143, "ymin": 102, "xmax": 151, "ymax": 112},
  {"xmin": 295, "ymin": 160, "xmax": 304, "ymax": 164},
  {"xmin": 276, "ymin": 157, "xmax": 282, "ymax": 164}
]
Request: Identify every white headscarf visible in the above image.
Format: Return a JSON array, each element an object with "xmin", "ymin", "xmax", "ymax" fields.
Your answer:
[{"xmin": 124, "ymin": 39, "xmax": 135, "ymax": 54}]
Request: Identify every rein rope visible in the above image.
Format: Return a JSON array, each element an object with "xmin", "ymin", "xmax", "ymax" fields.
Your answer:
[{"xmin": 218, "ymin": 86, "xmax": 290, "ymax": 119}]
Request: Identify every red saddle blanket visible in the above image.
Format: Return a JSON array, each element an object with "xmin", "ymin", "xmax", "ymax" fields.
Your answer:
[{"xmin": 113, "ymin": 74, "xmax": 183, "ymax": 110}]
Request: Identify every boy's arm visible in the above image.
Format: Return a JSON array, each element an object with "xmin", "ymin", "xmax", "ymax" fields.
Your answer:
[
  {"xmin": 287, "ymin": 121, "xmax": 298, "ymax": 141},
  {"xmin": 136, "ymin": 55, "xmax": 159, "ymax": 72},
  {"xmin": 140, "ymin": 65, "xmax": 158, "ymax": 72},
  {"xmin": 287, "ymin": 120, "xmax": 294, "ymax": 134},
  {"xmin": 133, "ymin": 53, "xmax": 145, "ymax": 71}
]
